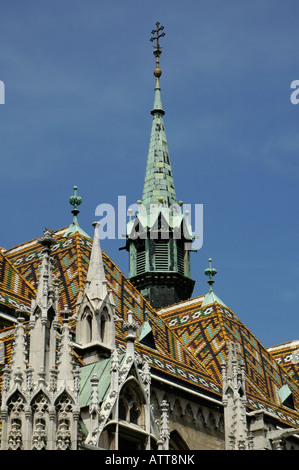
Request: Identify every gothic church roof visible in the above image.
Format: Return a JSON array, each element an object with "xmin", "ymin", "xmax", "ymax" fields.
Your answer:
[{"xmin": 1, "ymin": 228, "xmax": 299, "ymax": 430}]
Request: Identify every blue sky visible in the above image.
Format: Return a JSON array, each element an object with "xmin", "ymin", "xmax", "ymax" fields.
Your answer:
[{"xmin": 0, "ymin": 0, "xmax": 298, "ymax": 348}]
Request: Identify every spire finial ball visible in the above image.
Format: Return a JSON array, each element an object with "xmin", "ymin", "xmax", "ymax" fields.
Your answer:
[{"xmin": 154, "ymin": 67, "xmax": 162, "ymax": 78}]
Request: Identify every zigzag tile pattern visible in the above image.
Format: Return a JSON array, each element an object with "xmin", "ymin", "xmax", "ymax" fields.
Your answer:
[
  {"xmin": 268, "ymin": 340, "xmax": 299, "ymax": 386},
  {"xmin": 0, "ymin": 230, "xmax": 221, "ymax": 399},
  {"xmin": 1, "ymin": 230, "xmax": 299, "ymax": 427},
  {"xmin": 159, "ymin": 299, "xmax": 299, "ymax": 426},
  {"xmin": 0, "ymin": 249, "xmax": 35, "ymax": 313}
]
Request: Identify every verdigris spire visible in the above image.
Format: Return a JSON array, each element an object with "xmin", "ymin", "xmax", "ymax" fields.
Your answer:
[
  {"xmin": 64, "ymin": 185, "xmax": 89, "ymax": 238},
  {"xmin": 142, "ymin": 22, "xmax": 177, "ymax": 211},
  {"xmin": 202, "ymin": 258, "xmax": 227, "ymax": 307},
  {"xmin": 125, "ymin": 22, "xmax": 195, "ymax": 309}
]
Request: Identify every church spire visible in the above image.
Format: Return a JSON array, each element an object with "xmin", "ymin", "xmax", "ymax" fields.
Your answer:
[
  {"xmin": 85, "ymin": 221, "xmax": 108, "ymax": 300},
  {"xmin": 29, "ymin": 228, "xmax": 60, "ymax": 383},
  {"xmin": 142, "ymin": 22, "xmax": 177, "ymax": 211},
  {"xmin": 125, "ymin": 23, "xmax": 195, "ymax": 309}
]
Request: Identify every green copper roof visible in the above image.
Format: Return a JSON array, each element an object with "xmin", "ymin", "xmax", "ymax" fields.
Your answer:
[
  {"xmin": 141, "ymin": 76, "xmax": 177, "ymax": 211},
  {"xmin": 80, "ymin": 354, "xmax": 126, "ymax": 408},
  {"xmin": 278, "ymin": 384, "xmax": 293, "ymax": 404},
  {"xmin": 138, "ymin": 320, "xmax": 156, "ymax": 349}
]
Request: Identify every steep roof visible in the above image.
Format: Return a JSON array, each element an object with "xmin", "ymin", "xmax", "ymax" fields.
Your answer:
[
  {"xmin": 0, "ymin": 248, "xmax": 35, "ymax": 314},
  {"xmin": 1, "ymin": 229, "xmax": 299, "ymax": 429},
  {"xmin": 268, "ymin": 340, "xmax": 299, "ymax": 387},
  {"xmin": 158, "ymin": 295, "xmax": 299, "ymax": 427},
  {"xmin": 0, "ymin": 229, "xmax": 221, "ymax": 400}
]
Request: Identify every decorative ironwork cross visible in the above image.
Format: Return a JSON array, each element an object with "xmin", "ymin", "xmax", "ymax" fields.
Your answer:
[{"xmin": 150, "ymin": 21, "xmax": 165, "ymax": 55}]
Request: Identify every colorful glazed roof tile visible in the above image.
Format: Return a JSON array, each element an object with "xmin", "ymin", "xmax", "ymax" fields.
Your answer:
[
  {"xmin": 158, "ymin": 295, "xmax": 299, "ymax": 427},
  {"xmin": 0, "ymin": 229, "xmax": 221, "ymax": 400},
  {"xmin": 268, "ymin": 340, "xmax": 299, "ymax": 387},
  {"xmin": 1, "ymin": 229, "xmax": 299, "ymax": 429},
  {"xmin": 0, "ymin": 249, "xmax": 35, "ymax": 313}
]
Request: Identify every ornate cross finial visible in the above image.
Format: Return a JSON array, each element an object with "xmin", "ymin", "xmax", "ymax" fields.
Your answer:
[
  {"xmin": 150, "ymin": 21, "xmax": 165, "ymax": 53},
  {"xmin": 204, "ymin": 258, "xmax": 218, "ymax": 292},
  {"xmin": 150, "ymin": 21, "xmax": 165, "ymax": 77}
]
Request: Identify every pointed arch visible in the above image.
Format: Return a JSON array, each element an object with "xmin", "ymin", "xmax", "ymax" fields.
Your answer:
[
  {"xmin": 173, "ymin": 398, "xmax": 183, "ymax": 419},
  {"xmin": 207, "ymin": 410, "xmax": 217, "ymax": 430},
  {"xmin": 98, "ymin": 303, "xmax": 115, "ymax": 347},
  {"xmin": 54, "ymin": 390, "xmax": 75, "ymax": 450},
  {"xmin": 7, "ymin": 389, "xmax": 27, "ymax": 413},
  {"xmin": 81, "ymin": 306, "xmax": 93, "ymax": 343},
  {"xmin": 118, "ymin": 377, "xmax": 147, "ymax": 429},
  {"xmin": 31, "ymin": 391, "xmax": 50, "ymax": 450},
  {"xmin": 47, "ymin": 306, "xmax": 56, "ymax": 325},
  {"xmin": 30, "ymin": 389, "xmax": 50, "ymax": 410},
  {"xmin": 54, "ymin": 389, "xmax": 76, "ymax": 409},
  {"xmin": 169, "ymin": 430, "xmax": 189, "ymax": 450},
  {"xmin": 31, "ymin": 302, "xmax": 42, "ymax": 318},
  {"xmin": 100, "ymin": 306, "xmax": 109, "ymax": 344},
  {"xmin": 6, "ymin": 390, "xmax": 26, "ymax": 450}
]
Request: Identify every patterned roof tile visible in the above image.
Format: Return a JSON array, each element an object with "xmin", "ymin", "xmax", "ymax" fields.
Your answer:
[{"xmin": 1, "ymin": 230, "xmax": 299, "ymax": 428}]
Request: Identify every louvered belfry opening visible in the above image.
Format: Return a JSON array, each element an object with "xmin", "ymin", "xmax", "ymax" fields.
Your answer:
[
  {"xmin": 136, "ymin": 241, "xmax": 146, "ymax": 276},
  {"xmin": 154, "ymin": 239, "xmax": 169, "ymax": 271}
]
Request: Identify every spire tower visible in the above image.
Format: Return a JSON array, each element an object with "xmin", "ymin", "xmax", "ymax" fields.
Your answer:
[
  {"xmin": 125, "ymin": 23, "xmax": 195, "ymax": 309},
  {"xmin": 142, "ymin": 22, "xmax": 176, "ymax": 210}
]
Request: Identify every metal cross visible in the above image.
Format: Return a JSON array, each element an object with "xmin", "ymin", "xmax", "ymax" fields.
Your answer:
[{"xmin": 150, "ymin": 21, "xmax": 165, "ymax": 55}]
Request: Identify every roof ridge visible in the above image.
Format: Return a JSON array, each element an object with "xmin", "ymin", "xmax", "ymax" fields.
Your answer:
[
  {"xmin": 4, "ymin": 227, "xmax": 70, "ymax": 255},
  {"xmin": 268, "ymin": 339, "xmax": 299, "ymax": 351},
  {"xmin": 157, "ymin": 295, "xmax": 205, "ymax": 313},
  {"xmin": 74, "ymin": 231, "xmax": 86, "ymax": 294}
]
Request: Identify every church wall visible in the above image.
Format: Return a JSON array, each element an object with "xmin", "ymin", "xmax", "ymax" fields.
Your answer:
[{"xmin": 151, "ymin": 384, "xmax": 225, "ymax": 450}]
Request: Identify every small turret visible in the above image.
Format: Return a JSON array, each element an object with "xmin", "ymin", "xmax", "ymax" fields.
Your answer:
[{"xmin": 75, "ymin": 222, "xmax": 116, "ymax": 363}]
